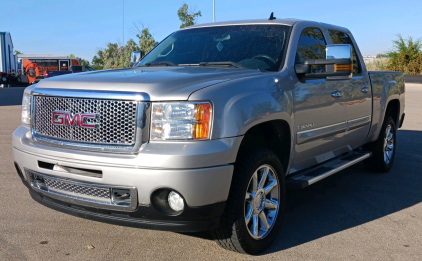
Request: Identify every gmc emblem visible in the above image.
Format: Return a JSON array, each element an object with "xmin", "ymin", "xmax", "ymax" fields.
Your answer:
[{"xmin": 52, "ymin": 111, "xmax": 99, "ymax": 128}]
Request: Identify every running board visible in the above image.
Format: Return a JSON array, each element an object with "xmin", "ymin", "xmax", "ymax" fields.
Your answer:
[{"xmin": 286, "ymin": 152, "xmax": 372, "ymax": 189}]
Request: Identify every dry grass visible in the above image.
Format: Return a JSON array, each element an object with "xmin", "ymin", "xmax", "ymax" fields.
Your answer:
[{"xmin": 365, "ymin": 58, "xmax": 390, "ymax": 71}]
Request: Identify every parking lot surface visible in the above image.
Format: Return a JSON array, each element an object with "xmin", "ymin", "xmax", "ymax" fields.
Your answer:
[{"xmin": 1, "ymin": 84, "xmax": 422, "ymax": 260}]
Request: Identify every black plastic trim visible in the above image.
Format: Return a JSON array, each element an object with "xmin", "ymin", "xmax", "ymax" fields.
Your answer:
[
  {"xmin": 399, "ymin": 113, "xmax": 405, "ymax": 128},
  {"xmin": 28, "ymin": 189, "xmax": 224, "ymax": 232}
]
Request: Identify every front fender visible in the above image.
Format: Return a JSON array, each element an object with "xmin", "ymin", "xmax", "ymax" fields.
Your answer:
[{"xmin": 188, "ymin": 71, "xmax": 294, "ymax": 139}]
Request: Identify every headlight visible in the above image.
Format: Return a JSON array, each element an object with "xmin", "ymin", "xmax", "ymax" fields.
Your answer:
[
  {"xmin": 21, "ymin": 93, "xmax": 32, "ymax": 125},
  {"xmin": 150, "ymin": 102, "xmax": 212, "ymax": 140}
]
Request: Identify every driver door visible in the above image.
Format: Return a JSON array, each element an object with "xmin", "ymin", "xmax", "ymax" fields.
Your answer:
[{"xmin": 291, "ymin": 27, "xmax": 347, "ymax": 172}]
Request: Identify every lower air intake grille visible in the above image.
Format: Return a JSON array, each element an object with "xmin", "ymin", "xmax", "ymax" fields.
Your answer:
[{"xmin": 43, "ymin": 177, "xmax": 110, "ymax": 199}]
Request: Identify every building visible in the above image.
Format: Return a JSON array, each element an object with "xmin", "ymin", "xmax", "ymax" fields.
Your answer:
[
  {"xmin": 0, "ymin": 32, "xmax": 17, "ymax": 74},
  {"xmin": 363, "ymin": 56, "xmax": 377, "ymax": 64}
]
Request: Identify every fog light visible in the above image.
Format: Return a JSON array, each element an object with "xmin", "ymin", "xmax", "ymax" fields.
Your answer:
[{"xmin": 168, "ymin": 191, "xmax": 184, "ymax": 212}]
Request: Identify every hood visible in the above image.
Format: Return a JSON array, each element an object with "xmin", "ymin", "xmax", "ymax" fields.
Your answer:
[{"xmin": 35, "ymin": 67, "xmax": 262, "ymax": 101}]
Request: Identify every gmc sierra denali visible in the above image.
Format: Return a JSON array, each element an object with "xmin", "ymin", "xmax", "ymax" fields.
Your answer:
[{"xmin": 13, "ymin": 17, "xmax": 405, "ymax": 254}]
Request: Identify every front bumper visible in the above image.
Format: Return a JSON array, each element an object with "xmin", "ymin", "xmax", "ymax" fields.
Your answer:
[{"xmin": 13, "ymin": 126, "xmax": 242, "ymax": 232}]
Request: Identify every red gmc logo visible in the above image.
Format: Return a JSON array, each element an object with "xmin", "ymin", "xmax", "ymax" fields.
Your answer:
[{"xmin": 52, "ymin": 111, "xmax": 99, "ymax": 128}]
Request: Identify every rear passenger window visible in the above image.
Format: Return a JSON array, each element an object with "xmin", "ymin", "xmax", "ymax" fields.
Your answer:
[
  {"xmin": 296, "ymin": 28, "xmax": 326, "ymax": 73},
  {"xmin": 329, "ymin": 30, "xmax": 362, "ymax": 76}
]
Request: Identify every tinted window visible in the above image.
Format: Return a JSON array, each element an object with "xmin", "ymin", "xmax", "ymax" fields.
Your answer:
[
  {"xmin": 296, "ymin": 28, "xmax": 326, "ymax": 73},
  {"xmin": 139, "ymin": 25, "xmax": 290, "ymax": 71},
  {"xmin": 329, "ymin": 30, "xmax": 361, "ymax": 76}
]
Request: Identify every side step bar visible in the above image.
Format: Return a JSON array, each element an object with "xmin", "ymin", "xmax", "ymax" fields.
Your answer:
[{"xmin": 286, "ymin": 152, "xmax": 372, "ymax": 189}]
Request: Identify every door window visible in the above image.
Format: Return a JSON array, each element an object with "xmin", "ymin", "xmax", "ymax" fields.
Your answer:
[
  {"xmin": 296, "ymin": 28, "xmax": 327, "ymax": 73},
  {"xmin": 328, "ymin": 30, "xmax": 362, "ymax": 76}
]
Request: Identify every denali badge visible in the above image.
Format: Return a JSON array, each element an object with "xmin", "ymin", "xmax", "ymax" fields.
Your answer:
[{"xmin": 52, "ymin": 111, "xmax": 99, "ymax": 128}]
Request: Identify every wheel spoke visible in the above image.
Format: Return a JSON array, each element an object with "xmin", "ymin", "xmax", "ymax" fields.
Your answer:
[
  {"xmin": 387, "ymin": 144, "xmax": 394, "ymax": 151},
  {"xmin": 252, "ymin": 215, "xmax": 259, "ymax": 236},
  {"xmin": 264, "ymin": 180, "xmax": 278, "ymax": 194},
  {"xmin": 265, "ymin": 199, "xmax": 278, "ymax": 210},
  {"xmin": 385, "ymin": 151, "xmax": 391, "ymax": 162},
  {"xmin": 259, "ymin": 167, "xmax": 269, "ymax": 189},
  {"xmin": 387, "ymin": 133, "xmax": 394, "ymax": 142},
  {"xmin": 245, "ymin": 205, "xmax": 253, "ymax": 225},
  {"xmin": 385, "ymin": 126, "xmax": 391, "ymax": 140},
  {"xmin": 245, "ymin": 192, "xmax": 252, "ymax": 202},
  {"xmin": 252, "ymin": 171, "xmax": 258, "ymax": 192},
  {"xmin": 259, "ymin": 211, "xmax": 270, "ymax": 230}
]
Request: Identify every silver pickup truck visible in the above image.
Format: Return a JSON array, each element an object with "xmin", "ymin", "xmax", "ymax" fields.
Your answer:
[{"xmin": 13, "ymin": 17, "xmax": 405, "ymax": 254}]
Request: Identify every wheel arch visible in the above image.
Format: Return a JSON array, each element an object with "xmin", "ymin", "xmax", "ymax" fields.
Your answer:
[
  {"xmin": 235, "ymin": 120, "xmax": 292, "ymax": 174},
  {"xmin": 384, "ymin": 99, "xmax": 400, "ymax": 128}
]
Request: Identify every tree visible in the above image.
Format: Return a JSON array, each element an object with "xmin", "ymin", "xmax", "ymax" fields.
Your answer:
[
  {"xmin": 14, "ymin": 50, "xmax": 22, "ymax": 55},
  {"xmin": 102, "ymin": 43, "xmax": 123, "ymax": 69},
  {"xmin": 92, "ymin": 26, "xmax": 157, "ymax": 70},
  {"xmin": 386, "ymin": 34, "xmax": 422, "ymax": 75},
  {"xmin": 120, "ymin": 39, "xmax": 140, "ymax": 68},
  {"xmin": 79, "ymin": 58, "xmax": 90, "ymax": 66},
  {"xmin": 177, "ymin": 3, "xmax": 201, "ymax": 29},
  {"xmin": 92, "ymin": 50, "xmax": 104, "ymax": 70},
  {"xmin": 387, "ymin": 34, "xmax": 422, "ymax": 59},
  {"xmin": 136, "ymin": 28, "xmax": 156, "ymax": 57},
  {"xmin": 69, "ymin": 54, "xmax": 90, "ymax": 66}
]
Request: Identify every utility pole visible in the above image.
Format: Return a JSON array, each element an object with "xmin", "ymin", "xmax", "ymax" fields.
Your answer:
[
  {"xmin": 213, "ymin": 0, "xmax": 215, "ymax": 22},
  {"xmin": 122, "ymin": 0, "xmax": 125, "ymax": 46}
]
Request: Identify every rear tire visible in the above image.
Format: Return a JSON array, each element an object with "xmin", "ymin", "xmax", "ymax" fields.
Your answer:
[
  {"xmin": 364, "ymin": 116, "xmax": 396, "ymax": 173},
  {"xmin": 212, "ymin": 147, "xmax": 286, "ymax": 255}
]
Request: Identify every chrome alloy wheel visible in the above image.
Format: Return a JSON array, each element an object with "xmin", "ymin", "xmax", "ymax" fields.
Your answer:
[
  {"xmin": 244, "ymin": 164, "xmax": 280, "ymax": 240},
  {"xmin": 383, "ymin": 124, "xmax": 394, "ymax": 164}
]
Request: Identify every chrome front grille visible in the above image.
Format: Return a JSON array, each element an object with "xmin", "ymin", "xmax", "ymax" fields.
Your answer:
[
  {"xmin": 43, "ymin": 177, "xmax": 110, "ymax": 199},
  {"xmin": 33, "ymin": 96, "xmax": 137, "ymax": 146}
]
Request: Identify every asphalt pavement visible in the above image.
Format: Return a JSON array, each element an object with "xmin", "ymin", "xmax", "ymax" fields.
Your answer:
[{"xmin": 1, "ymin": 84, "xmax": 422, "ymax": 260}]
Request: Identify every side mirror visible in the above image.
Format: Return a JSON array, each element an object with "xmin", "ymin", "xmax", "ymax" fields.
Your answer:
[
  {"xmin": 130, "ymin": 51, "xmax": 142, "ymax": 67},
  {"xmin": 295, "ymin": 44, "xmax": 353, "ymax": 80}
]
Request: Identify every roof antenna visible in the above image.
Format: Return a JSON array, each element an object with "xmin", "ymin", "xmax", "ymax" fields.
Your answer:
[{"xmin": 269, "ymin": 12, "xmax": 276, "ymax": 20}]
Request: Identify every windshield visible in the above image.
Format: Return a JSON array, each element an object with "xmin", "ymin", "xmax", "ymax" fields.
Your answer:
[{"xmin": 138, "ymin": 25, "xmax": 290, "ymax": 71}]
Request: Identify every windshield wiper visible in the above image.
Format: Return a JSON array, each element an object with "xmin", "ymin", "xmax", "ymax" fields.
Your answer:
[
  {"xmin": 140, "ymin": 61, "xmax": 176, "ymax": 67},
  {"xmin": 198, "ymin": 62, "xmax": 244, "ymax": 68}
]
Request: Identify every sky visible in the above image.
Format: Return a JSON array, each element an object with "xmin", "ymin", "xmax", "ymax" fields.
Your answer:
[{"xmin": 1, "ymin": 0, "xmax": 422, "ymax": 62}]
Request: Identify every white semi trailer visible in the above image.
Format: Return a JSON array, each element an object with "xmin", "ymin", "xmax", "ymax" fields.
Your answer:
[{"xmin": 0, "ymin": 32, "xmax": 18, "ymax": 87}]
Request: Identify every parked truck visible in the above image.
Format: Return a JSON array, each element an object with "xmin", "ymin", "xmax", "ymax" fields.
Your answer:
[
  {"xmin": 13, "ymin": 17, "xmax": 405, "ymax": 255},
  {"xmin": 44, "ymin": 65, "xmax": 96, "ymax": 78},
  {"xmin": 0, "ymin": 32, "xmax": 18, "ymax": 87}
]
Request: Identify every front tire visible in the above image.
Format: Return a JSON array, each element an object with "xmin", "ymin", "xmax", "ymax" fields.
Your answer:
[
  {"xmin": 212, "ymin": 147, "xmax": 286, "ymax": 255},
  {"xmin": 364, "ymin": 116, "xmax": 397, "ymax": 173}
]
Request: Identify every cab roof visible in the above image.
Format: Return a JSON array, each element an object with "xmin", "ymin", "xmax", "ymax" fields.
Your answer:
[{"xmin": 182, "ymin": 18, "xmax": 350, "ymax": 34}]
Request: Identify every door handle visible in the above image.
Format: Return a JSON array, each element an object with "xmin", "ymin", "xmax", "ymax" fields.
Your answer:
[
  {"xmin": 361, "ymin": 87, "xmax": 370, "ymax": 93},
  {"xmin": 331, "ymin": 91, "xmax": 344, "ymax": 98}
]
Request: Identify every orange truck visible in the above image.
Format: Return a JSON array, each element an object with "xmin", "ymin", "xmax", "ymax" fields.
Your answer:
[{"xmin": 21, "ymin": 58, "xmax": 79, "ymax": 85}]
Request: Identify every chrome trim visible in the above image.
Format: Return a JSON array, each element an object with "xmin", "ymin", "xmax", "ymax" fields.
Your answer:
[
  {"xmin": 346, "ymin": 115, "xmax": 371, "ymax": 131},
  {"xmin": 296, "ymin": 122, "xmax": 346, "ymax": 145},
  {"xmin": 30, "ymin": 94, "xmax": 150, "ymax": 154},
  {"xmin": 25, "ymin": 169, "xmax": 138, "ymax": 212},
  {"xmin": 31, "ymin": 88, "xmax": 150, "ymax": 101},
  {"xmin": 290, "ymin": 152, "xmax": 372, "ymax": 186},
  {"xmin": 307, "ymin": 153, "xmax": 371, "ymax": 185},
  {"xmin": 331, "ymin": 91, "xmax": 344, "ymax": 98},
  {"xmin": 361, "ymin": 87, "xmax": 370, "ymax": 93}
]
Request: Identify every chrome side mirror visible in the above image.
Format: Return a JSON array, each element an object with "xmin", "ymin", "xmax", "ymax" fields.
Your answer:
[
  {"xmin": 130, "ymin": 51, "xmax": 142, "ymax": 67},
  {"xmin": 295, "ymin": 44, "xmax": 353, "ymax": 80}
]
